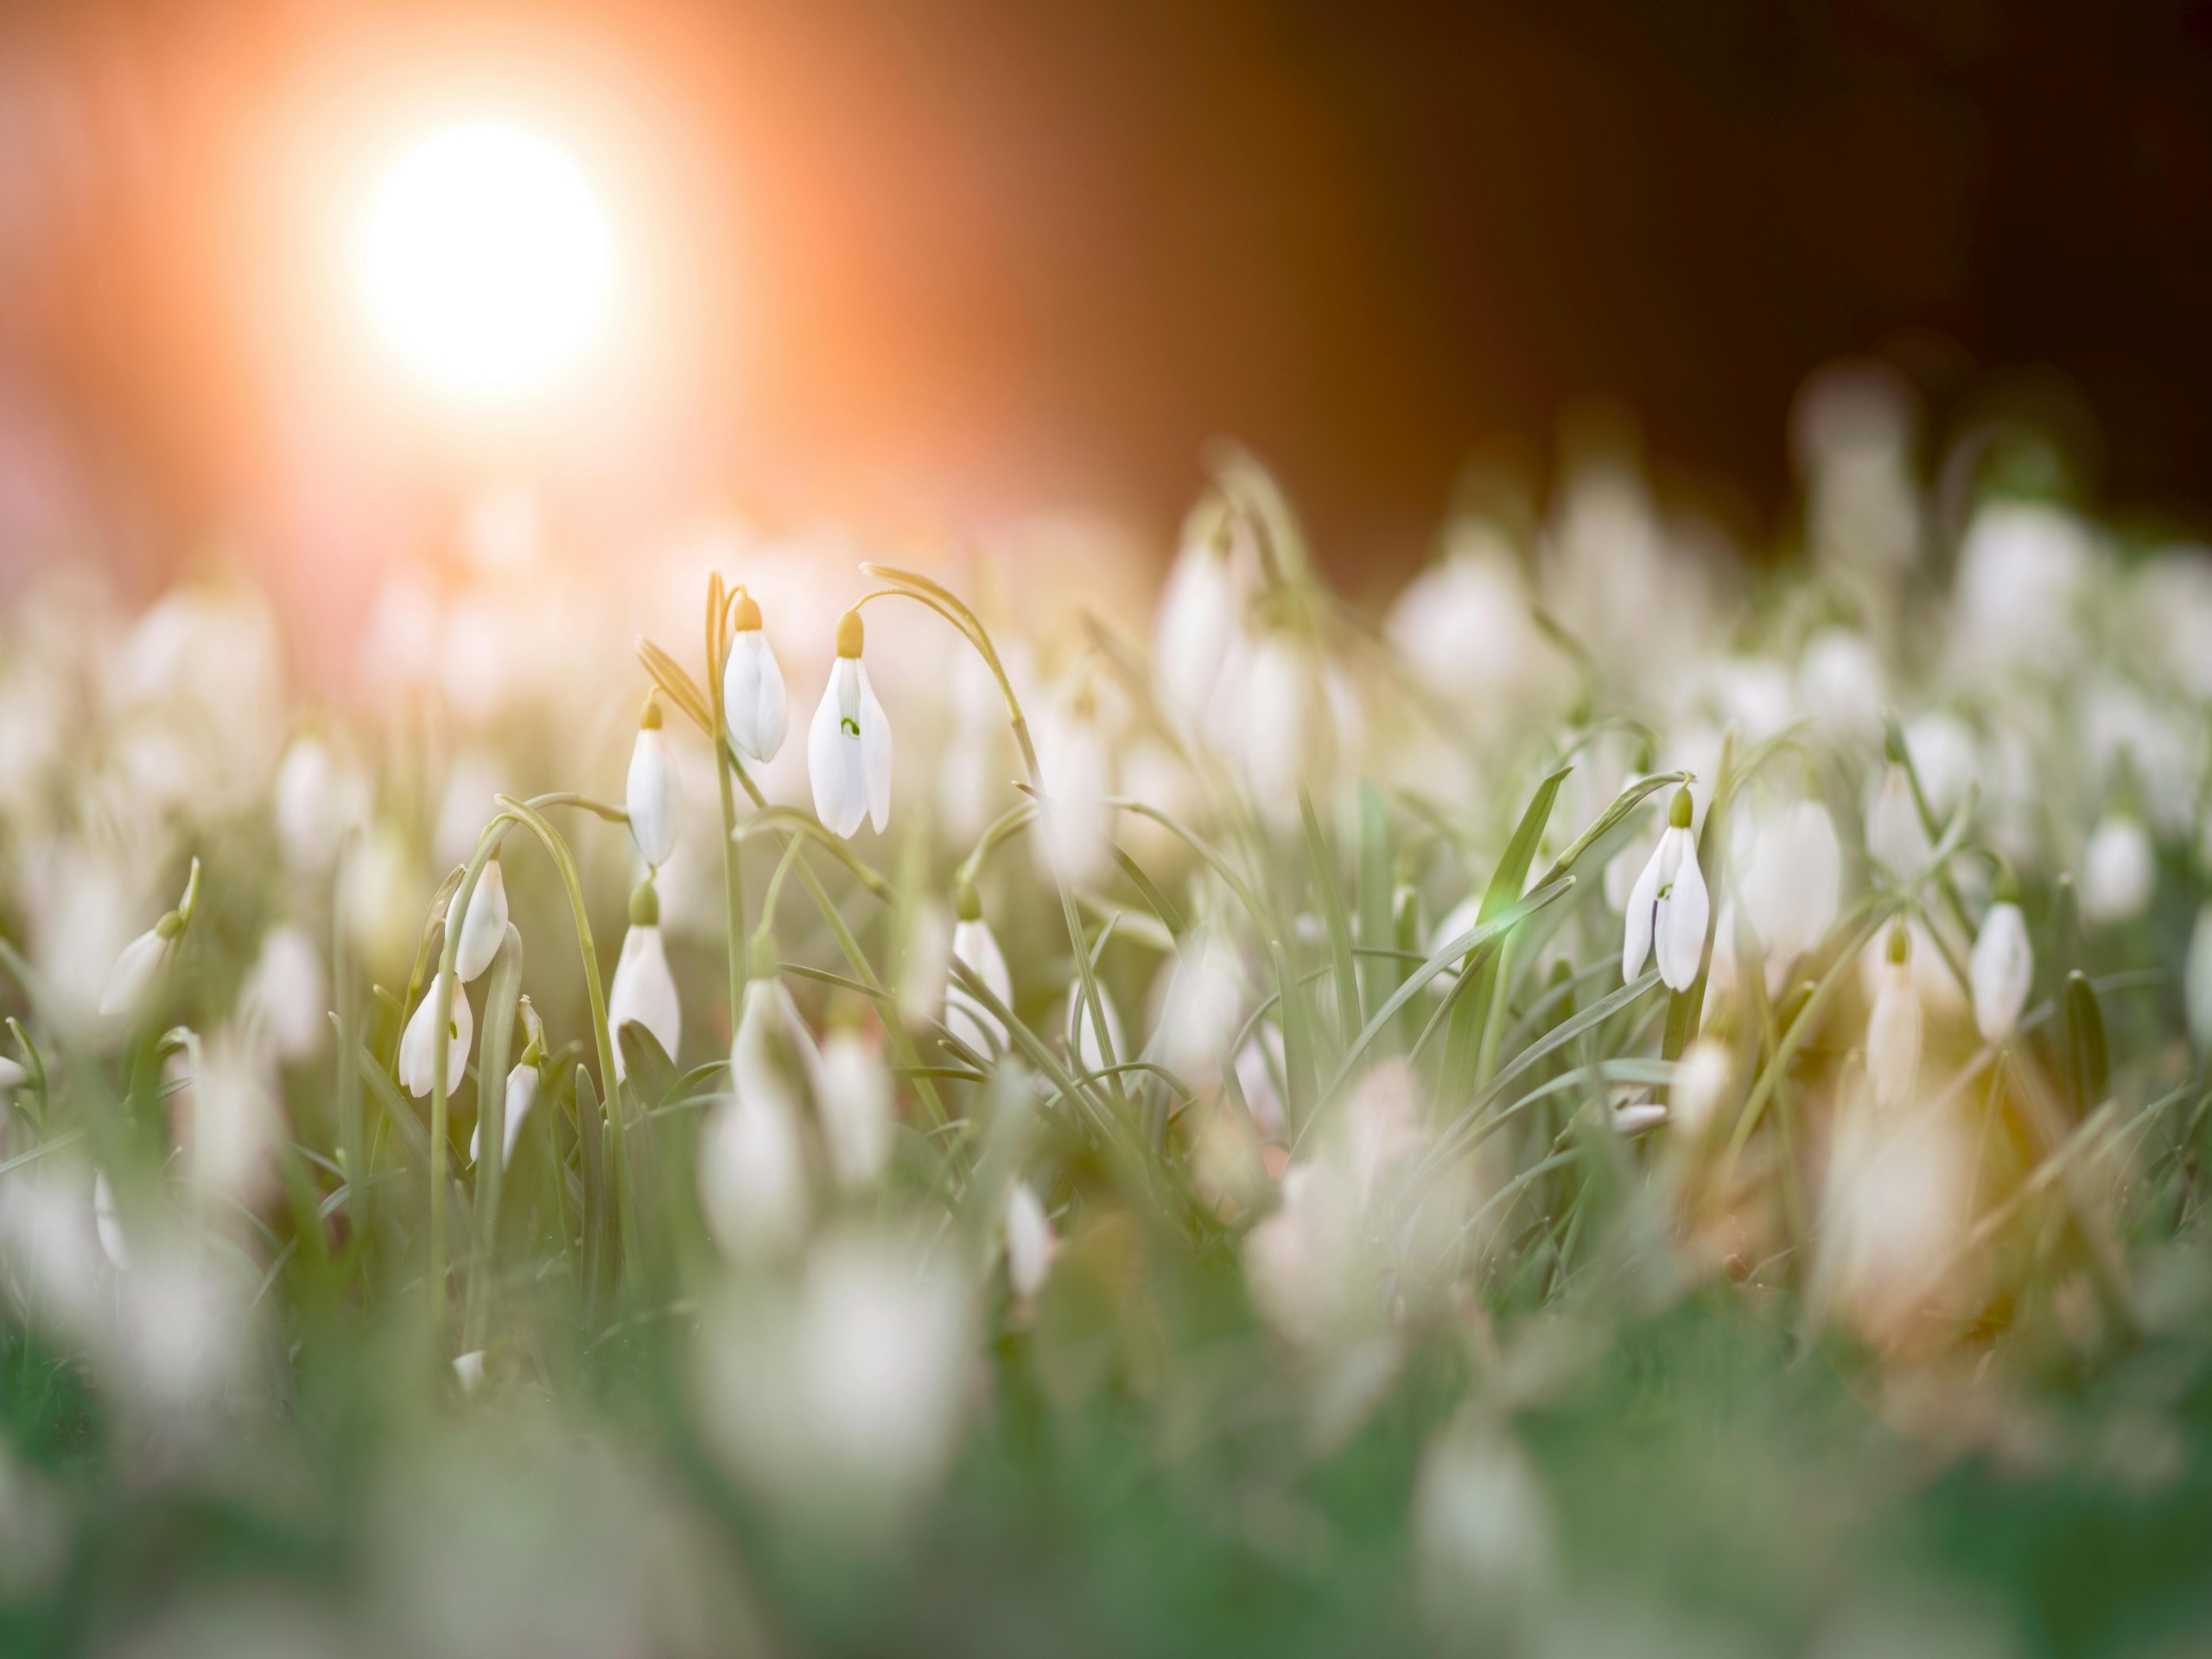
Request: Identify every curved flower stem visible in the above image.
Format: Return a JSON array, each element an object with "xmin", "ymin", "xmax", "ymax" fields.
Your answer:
[{"xmin": 704, "ymin": 575, "xmax": 750, "ymax": 1027}]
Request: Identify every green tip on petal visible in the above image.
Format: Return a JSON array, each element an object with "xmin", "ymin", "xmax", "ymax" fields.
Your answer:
[
  {"xmin": 629, "ymin": 878, "xmax": 660, "ymax": 927},
  {"xmin": 955, "ymin": 876, "xmax": 982, "ymax": 922},
  {"xmin": 1886, "ymin": 921, "xmax": 1910, "ymax": 965},
  {"xmin": 1669, "ymin": 786, "xmax": 1694, "ymax": 830},
  {"xmin": 747, "ymin": 931, "xmax": 780, "ymax": 979}
]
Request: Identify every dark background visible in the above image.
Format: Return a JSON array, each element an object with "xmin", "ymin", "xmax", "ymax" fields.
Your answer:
[{"xmin": 3, "ymin": 0, "xmax": 2209, "ymax": 582}]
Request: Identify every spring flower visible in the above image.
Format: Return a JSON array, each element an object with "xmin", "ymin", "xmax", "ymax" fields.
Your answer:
[
  {"xmin": 2081, "ymin": 812, "xmax": 2154, "ymax": 923},
  {"xmin": 1865, "ymin": 762, "xmax": 1932, "ymax": 879},
  {"xmin": 607, "ymin": 879, "xmax": 681, "ymax": 1079},
  {"xmin": 0, "ymin": 1056, "xmax": 24, "ymax": 1094},
  {"xmin": 1951, "ymin": 499, "xmax": 2097, "ymax": 675},
  {"xmin": 469, "ymin": 1056, "xmax": 541, "ymax": 1169},
  {"xmin": 1797, "ymin": 628, "xmax": 1885, "ymax": 746},
  {"xmin": 92, "ymin": 1173, "xmax": 128, "ymax": 1270},
  {"xmin": 1154, "ymin": 494, "xmax": 1240, "ymax": 717},
  {"xmin": 1066, "ymin": 977, "xmax": 1125, "ymax": 1075},
  {"xmin": 1670, "ymin": 1038, "xmax": 1734, "ymax": 1137},
  {"xmin": 945, "ymin": 882, "xmax": 1013, "ymax": 1059},
  {"xmin": 1621, "ymin": 787, "xmax": 1709, "ymax": 992},
  {"xmin": 2187, "ymin": 904, "xmax": 2212, "ymax": 1054},
  {"xmin": 451, "ymin": 1351, "xmax": 486, "ymax": 1393},
  {"xmin": 1034, "ymin": 686, "xmax": 1110, "ymax": 885},
  {"xmin": 1866, "ymin": 924, "xmax": 1922, "ymax": 1111},
  {"xmin": 809, "ymin": 609, "xmax": 892, "ymax": 839},
  {"xmin": 1970, "ymin": 893, "xmax": 2033, "ymax": 1043},
  {"xmin": 272, "ymin": 734, "xmax": 365, "ymax": 876},
  {"xmin": 238, "ymin": 923, "xmax": 327, "ymax": 1062},
  {"xmin": 817, "ymin": 1027, "xmax": 893, "ymax": 1190},
  {"xmin": 451, "ymin": 857, "xmax": 509, "ymax": 982},
  {"xmin": 398, "ymin": 972, "xmax": 473, "ymax": 1099},
  {"xmin": 1738, "ymin": 798, "xmax": 1840, "ymax": 986},
  {"xmin": 626, "ymin": 696, "xmax": 677, "ymax": 868},
  {"xmin": 99, "ymin": 859, "xmax": 200, "ymax": 1022},
  {"xmin": 722, "ymin": 590, "xmax": 789, "ymax": 763},
  {"xmin": 1006, "ymin": 1181, "xmax": 1057, "ymax": 1300},
  {"xmin": 1240, "ymin": 633, "xmax": 1312, "ymax": 814},
  {"xmin": 700, "ymin": 959, "xmax": 817, "ymax": 1258}
]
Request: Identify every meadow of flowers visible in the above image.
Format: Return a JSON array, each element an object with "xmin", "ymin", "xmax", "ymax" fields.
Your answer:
[{"xmin": 3, "ymin": 365, "xmax": 2212, "ymax": 1656}]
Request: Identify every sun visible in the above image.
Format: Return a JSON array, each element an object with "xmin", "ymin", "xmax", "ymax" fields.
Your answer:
[{"xmin": 363, "ymin": 125, "xmax": 611, "ymax": 399}]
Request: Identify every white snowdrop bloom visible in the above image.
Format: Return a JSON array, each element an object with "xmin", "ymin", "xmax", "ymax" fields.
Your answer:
[
  {"xmin": 1671, "ymin": 1038, "xmax": 1734, "ymax": 1137},
  {"xmin": 1234, "ymin": 1027, "xmax": 1287, "ymax": 1141},
  {"xmin": 808, "ymin": 610, "xmax": 893, "ymax": 839},
  {"xmin": 432, "ymin": 750, "xmax": 506, "ymax": 871},
  {"xmin": 2187, "ymin": 904, "xmax": 2212, "ymax": 1054},
  {"xmin": 1412, "ymin": 1416, "xmax": 1556, "ymax": 1642},
  {"xmin": 1005, "ymin": 1181, "xmax": 1057, "ymax": 1300},
  {"xmin": 1154, "ymin": 497, "xmax": 1242, "ymax": 718},
  {"xmin": 626, "ymin": 699, "xmax": 677, "ymax": 868},
  {"xmin": 721, "ymin": 591, "xmax": 789, "ymax": 763},
  {"xmin": 1065, "ymin": 977, "xmax": 1124, "ymax": 1075},
  {"xmin": 1865, "ymin": 763, "xmax": 1933, "ymax": 880},
  {"xmin": 1707, "ymin": 657, "xmax": 1796, "ymax": 741},
  {"xmin": 341, "ymin": 821, "xmax": 425, "ymax": 972},
  {"xmin": 607, "ymin": 886, "xmax": 681, "ymax": 1081},
  {"xmin": 1240, "ymin": 632, "xmax": 1312, "ymax": 817},
  {"xmin": 2081, "ymin": 813, "xmax": 2155, "ymax": 924},
  {"xmin": 1866, "ymin": 925, "xmax": 1922, "ymax": 1112},
  {"xmin": 1818, "ymin": 1087, "xmax": 1973, "ymax": 1353},
  {"xmin": 1384, "ymin": 525, "xmax": 1550, "ymax": 717},
  {"xmin": 1797, "ymin": 628, "xmax": 1885, "ymax": 746},
  {"xmin": 1970, "ymin": 898, "xmax": 2033, "ymax": 1044},
  {"xmin": 1612, "ymin": 1100, "xmax": 1669, "ymax": 1135},
  {"xmin": 398, "ymin": 973, "xmax": 473, "ymax": 1099},
  {"xmin": 1904, "ymin": 712, "xmax": 1980, "ymax": 821},
  {"xmin": 700, "ymin": 976, "xmax": 817, "ymax": 1259},
  {"xmin": 2081, "ymin": 680, "xmax": 2199, "ymax": 835},
  {"xmin": 1148, "ymin": 930, "xmax": 1247, "ymax": 1081},
  {"xmin": 945, "ymin": 889, "xmax": 1013, "ymax": 1059},
  {"xmin": 469, "ymin": 1060, "xmax": 540, "ymax": 1170},
  {"xmin": 0, "ymin": 1056, "xmax": 23, "ymax": 1094},
  {"xmin": 1737, "ymin": 798, "xmax": 1840, "ymax": 985},
  {"xmin": 1034, "ymin": 690, "xmax": 1110, "ymax": 886},
  {"xmin": 238, "ymin": 923, "xmax": 327, "ymax": 1062},
  {"xmin": 1951, "ymin": 499, "xmax": 2098, "ymax": 675},
  {"xmin": 450, "ymin": 858, "xmax": 509, "ymax": 983},
  {"xmin": 273, "ymin": 734, "xmax": 366, "ymax": 876},
  {"xmin": 817, "ymin": 1029, "xmax": 893, "ymax": 1190},
  {"xmin": 1621, "ymin": 788, "xmax": 1709, "ymax": 992},
  {"xmin": 1245, "ymin": 1160, "xmax": 1358, "ymax": 1347},
  {"xmin": 98, "ymin": 927, "xmax": 174, "ymax": 1023},
  {"xmin": 92, "ymin": 1173, "xmax": 128, "ymax": 1271},
  {"xmin": 451, "ymin": 1351, "xmax": 486, "ymax": 1393},
  {"xmin": 897, "ymin": 899, "xmax": 953, "ymax": 1031},
  {"xmin": 2132, "ymin": 548, "xmax": 2212, "ymax": 702},
  {"xmin": 182, "ymin": 1028, "xmax": 281, "ymax": 1207}
]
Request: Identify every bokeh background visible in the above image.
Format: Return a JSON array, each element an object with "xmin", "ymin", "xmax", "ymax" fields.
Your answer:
[{"xmin": 3, "ymin": 0, "xmax": 2210, "ymax": 620}]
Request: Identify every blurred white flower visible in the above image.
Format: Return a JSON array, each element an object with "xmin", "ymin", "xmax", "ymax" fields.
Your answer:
[
  {"xmin": 1798, "ymin": 628, "xmax": 1885, "ymax": 747},
  {"xmin": 1065, "ymin": 976, "xmax": 1124, "ymax": 1075},
  {"xmin": 1865, "ymin": 763, "xmax": 1932, "ymax": 880},
  {"xmin": 2081, "ymin": 813, "xmax": 2154, "ymax": 924},
  {"xmin": 1866, "ymin": 927, "xmax": 1923, "ymax": 1111},
  {"xmin": 817, "ymin": 1028, "xmax": 893, "ymax": 1190},
  {"xmin": 469, "ymin": 1061, "xmax": 539, "ymax": 1170},
  {"xmin": 92, "ymin": 1172, "xmax": 127, "ymax": 1272},
  {"xmin": 1621, "ymin": 788, "xmax": 1708, "ymax": 992},
  {"xmin": 721, "ymin": 592, "xmax": 789, "ymax": 764},
  {"xmin": 1412, "ymin": 1415, "xmax": 1555, "ymax": 1643},
  {"xmin": 2188, "ymin": 904, "xmax": 2212, "ymax": 1055},
  {"xmin": 2133, "ymin": 548, "xmax": 2212, "ymax": 701},
  {"xmin": 342, "ymin": 821, "xmax": 426, "ymax": 973},
  {"xmin": 1904, "ymin": 712, "xmax": 1979, "ymax": 822},
  {"xmin": 1149, "ymin": 930, "xmax": 1246, "ymax": 1080},
  {"xmin": 1005, "ymin": 1181, "xmax": 1057, "ymax": 1300},
  {"xmin": 1970, "ymin": 899, "xmax": 2033, "ymax": 1044},
  {"xmin": 1344, "ymin": 1060, "xmax": 1424, "ymax": 1198},
  {"xmin": 1736, "ymin": 798, "xmax": 1840, "ymax": 988},
  {"xmin": 1795, "ymin": 359, "xmax": 1922, "ymax": 576},
  {"xmin": 626, "ymin": 701, "xmax": 677, "ymax": 868},
  {"xmin": 1385, "ymin": 524, "xmax": 1553, "ymax": 721},
  {"xmin": 1154, "ymin": 496, "xmax": 1242, "ymax": 719},
  {"xmin": 808, "ymin": 611, "xmax": 893, "ymax": 839},
  {"xmin": 1671, "ymin": 1037, "xmax": 1734, "ymax": 1137},
  {"xmin": 239, "ymin": 924, "xmax": 327, "ymax": 1063},
  {"xmin": 273, "ymin": 734, "xmax": 366, "ymax": 876},
  {"xmin": 1033, "ymin": 689, "xmax": 1110, "ymax": 886},
  {"xmin": 1240, "ymin": 633, "xmax": 1313, "ymax": 816},
  {"xmin": 945, "ymin": 895, "xmax": 1013, "ymax": 1059},
  {"xmin": 1245, "ymin": 1160, "xmax": 1357, "ymax": 1347},
  {"xmin": 432, "ymin": 751, "xmax": 508, "ymax": 874},
  {"xmin": 98, "ymin": 925, "xmax": 174, "ymax": 1022},
  {"xmin": 181, "ymin": 1028, "xmax": 281, "ymax": 1208},
  {"xmin": 1951, "ymin": 499, "xmax": 2097, "ymax": 675},
  {"xmin": 607, "ymin": 888, "xmax": 680, "ymax": 1080},
  {"xmin": 1818, "ymin": 1086, "xmax": 1973, "ymax": 1352},
  {"xmin": 398, "ymin": 974, "xmax": 473, "ymax": 1099},
  {"xmin": 451, "ymin": 859, "xmax": 508, "ymax": 983},
  {"xmin": 700, "ymin": 977, "xmax": 817, "ymax": 1258},
  {"xmin": 0, "ymin": 1056, "xmax": 23, "ymax": 1095},
  {"xmin": 451, "ymin": 1351, "xmax": 486, "ymax": 1393},
  {"xmin": 897, "ymin": 899, "xmax": 953, "ymax": 1031},
  {"xmin": 1612, "ymin": 1099, "xmax": 1669, "ymax": 1134}
]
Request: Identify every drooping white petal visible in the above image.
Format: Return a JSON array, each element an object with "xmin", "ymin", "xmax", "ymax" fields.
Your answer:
[
  {"xmin": 452, "ymin": 859, "xmax": 509, "ymax": 982},
  {"xmin": 1619, "ymin": 835, "xmax": 1667, "ymax": 983},
  {"xmin": 471, "ymin": 1061, "xmax": 540, "ymax": 1168},
  {"xmin": 626, "ymin": 728, "xmax": 677, "ymax": 867},
  {"xmin": 607, "ymin": 924, "xmax": 681, "ymax": 1079},
  {"xmin": 1006, "ymin": 1182, "xmax": 1057, "ymax": 1300},
  {"xmin": 1865, "ymin": 765, "xmax": 1931, "ymax": 878},
  {"xmin": 397, "ymin": 973, "xmax": 473, "ymax": 1099},
  {"xmin": 99, "ymin": 930, "xmax": 172, "ymax": 1021},
  {"xmin": 0, "ymin": 1056, "xmax": 24, "ymax": 1092},
  {"xmin": 817, "ymin": 1030, "xmax": 893, "ymax": 1190},
  {"xmin": 946, "ymin": 918, "xmax": 1013, "ymax": 1058},
  {"xmin": 856, "ymin": 660, "xmax": 893, "ymax": 835},
  {"xmin": 2188, "ymin": 903, "xmax": 2212, "ymax": 1055},
  {"xmin": 1154, "ymin": 524, "xmax": 1236, "ymax": 716},
  {"xmin": 809, "ymin": 658, "xmax": 870, "ymax": 838},
  {"xmin": 1969, "ymin": 901, "xmax": 2033, "ymax": 1043},
  {"xmin": 2081, "ymin": 815, "xmax": 2154, "ymax": 923},
  {"xmin": 1866, "ymin": 965, "xmax": 1922, "ymax": 1111},
  {"xmin": 722, "ymin": 627, "xmax": 789, "ymax": 763},
  {"xmin": 92, "ymin": 1173, "xmax": 128, "ymax": 1270},
  {"xmin": 1652, "ymin": 827, "xmax": 1709, "ymax": 993},
  {"xmin": 238, "ymin": 923, "xmax": 327, "ymax": 1061}
]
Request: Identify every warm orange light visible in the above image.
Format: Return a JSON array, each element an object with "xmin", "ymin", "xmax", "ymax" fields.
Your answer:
[{"xmin": 362, "ymin": 125, "xmax": 611, "ymax": 399}]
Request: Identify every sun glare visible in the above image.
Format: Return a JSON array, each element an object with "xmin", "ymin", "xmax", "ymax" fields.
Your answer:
[{"xmin": 363, "ymin": 124, "xmax": 610, "ymax": 398}]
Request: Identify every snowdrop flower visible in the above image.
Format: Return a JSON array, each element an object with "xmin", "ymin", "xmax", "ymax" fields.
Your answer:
[
  {"xmin": 1154, "ymin": 494, "xmax": 1241, "ymax": 718},
  {"xmin": 272, "ymin": 734, "xmax": 365, "ymax": 876},
  {"xmin": 1865, "ymin": 762, "xmax": 1932, "ymax": 880},
  {"xmin": 92, "ymin": 1172, "xmax": 128, "ymax": 1270},
  {"xmin": 469, "ymin": 1052, "xmax": 541, "ymax": 1169},
  {"xmin": 451, "ymin": 857, "xmax": 509, "ymax": 982},
  {"xmin": 1797, "ymin": 628, "xmax": 1885, "ymax": 747},
  {"xmin": 1240, "ymin": 632, "xmax": 1313, "ymax": 816},
  {"xmin": 398, "ymin": 973, "xmax": 473, "ymax": 1099},
  {"xmin": 700, "ymin": 957, "xmax": 818, "ymax": 1258},
  {"xmin": 626, "ymin": 696, "xmax": 677, "ymax": 868},
  {"xmin": 238, "ymin": 923, "xmax": 327, "ymax": 1062},
  {"xmin": 2081, "ymin": 811, "xmax": 2154, "ymax": 923},
  {"xmin": 1385, "ymin": 524, "xmax": 1550, "ymax": 718},
  {"xmin": 1905, "ymin": 712, "xmax": 1980, "ymax": 823},
  {"xmin": 1066, "ymin": 976, "xmax": 1124, "ymax": 1074},
  {"xmin": 1034, "ymin": 688, "xmax": 1110, "ymax": 885},
  {"xmin": 1951, "ymin": 499, "xmax": 2096, "ymax": 675},
  {"xmin": 1969, "ymin": 891, "xmax": 2033, "ymax": 1044},
  {"xmin": 1612, "ymin": 1100, "xmax": 1669, "ymax": 1135},
  {"xmin": 607, "ymin": 879, "xmax": 681, "ymax": 1079},
  {"xmin": 2187, "ymin": 904, "xmax": 2212, "ymax": 1054},
  {"xmin": 945, "ymin": 883, "xmax": 1013, "ymax": 1059},
  {"xmin": 1670, "ymin": 1038, "xmax": 1734, "ymax": 1137},
  {"xmin": 1737, "ymin": 798, "xmax": 1840, "ymax": 986},
  {"xmin": 99, "ymin": 858, "xmax": 200, "ymax": 1022},
  {"xmin": 1006, "ymin": 1181, "xmax": 1057, "ymax": 1300},
  {"xmin": 451, "ymin": 1351, "xmax": 486, "ymax": 1393},
  {"xmin": 1621, "ymin": 787, "xmax": 1709, "ymax": 992},
  {"xmin": 0, "ymin": 1055, "xmax": 24, "ymax": 1095},
  {"xmin": 1150, "ymin": 927, "xmax": 1247, "ymax": 1080},
  {"xmin": 1866, "ymin": 924, "xmax": 1922, "ymax": 1111},
  {"xmin": 817, "ymin": 1027, "xmax": 893, "ymax": 1190},
  {"xmin": 721, "ymin": 590, "xmax": 789, "ymax": 763},
  {"xmin": 809, "ymin": 609, "xmax": 892, "ymax": 839}
]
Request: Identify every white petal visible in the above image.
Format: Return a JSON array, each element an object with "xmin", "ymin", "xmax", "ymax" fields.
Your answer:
[
  {"xmin": 398, "ymin": 974, "xmax": 472, "ymax": 1099},
  {"xmin": 947, "ymin": 919, "xmax": 1012, "ymax": 1058},
  {"xmin": 856, "ymin": 661, "xmax": 893, "ymax": 835},
  {"xmin": 817, "ymin": 1031, "xmax": 893, "ymax": 1189},
  {"xmin": 2188, "ymin": 904, "xmax": 2212, "ymax": 1055},
  {"xmin": 452, "ymin": 860, "xmax": 509, "ymax": 982},
  {"xmin": 809, "ymin": 662, "xmax": 868, "ymax": 838},
  {"xmin": 99, "ymin": 930, "xmax": 171, "ymax": 1020},
  {"xmin": 1619, "ymin": 837, "xmax": 1665, "ymax": 983},
  {"xmin": 626, "ymin": 729, "xmax": 677, "ymax": 867},
  {"xmin": 608, "ymin": 925, "xmax": 682, "ymax": 1080},
  {"xmin": 1006, "ymin": 1182, "xmax": 1057, "ymax": 1299},
  {"xmin": 723, "ymin": 630, "xmax": 789, "ymax": 763},
  {"xmin": 1866, "ymin": 968, "xmax": 1922, "ymax": 1110},
  {"xmin": 1970, "ymin": 902, "xmax": 2032, "ymax": 1043},
  {"xmin": 1654, "ymin": 828, "xmax": 1709, "ymax": 992}
]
